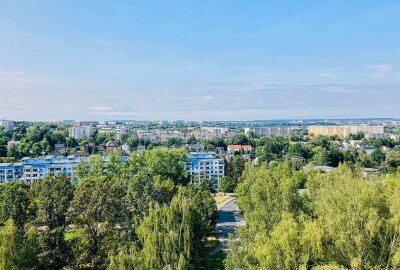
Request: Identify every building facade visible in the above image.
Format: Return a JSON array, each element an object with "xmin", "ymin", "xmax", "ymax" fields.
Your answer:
[
  {"xmin": 68, "ymin": 125, "xmax": 94, "ymax": 139},
  {"xmin": 0, "ymin": 155, "xmax": 129, "ymax": 183},
  {"xmin": 184, "ymin": 152, "xmax": 225, "ymax": 189},
  {"xmin": 244, "ymin": 127, "xmax": 295, "ymax": 137},
  {"xmin": 308, "ymin": 125, "xmax": 385, "ymax": 138},
  {"xmin": 0, "ymin": 120, "xmax": 15, "ymax": 133}
]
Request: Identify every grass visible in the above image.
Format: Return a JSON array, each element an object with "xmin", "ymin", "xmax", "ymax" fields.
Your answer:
[
  {"xmin": 194, "ymin": 236, "xmax": 226, "ymax": 270},
  {"xmin": 214, "ymin": 195, "xmax": 231, "ymax": 204},
  {"xmin": 207, "ymin": 250, "xmax": 226, "ymax": 270}
]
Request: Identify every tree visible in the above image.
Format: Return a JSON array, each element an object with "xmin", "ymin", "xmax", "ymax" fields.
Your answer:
[
  {"xmin": 312, "ymin": 146, "xmax": 330, "ymax": 166},
  {"xmin": 227, "ymin": 164, "xmax": 400, "ymax": 269},
  {"xmin": 227, "ymin": 133, "xmax": 250, "ymax": 145},
  {"xmin": 29, "ymin": 175, "xmax": 74, "ymax": 268},
  {"xmin": 219, "ymin": 176, "xmax": 236, "ymax": 193},
  {"xmin": 167, "ymin": 136, "xmax": 183, "ymax": 147},
  {"xmin": 226, "ymin": 156, "xmax": 246, "ymax": 185},
  {"xmin": 385, "ymin": 150, "xmax": 400, "ymax": 172},
  {"xmin": 371, "ymin": 148, "xmax": 385, "ymax": 166},
  {"xmin": 0, "ymin": 181, "xmax": 30, "ymax": 228},
  {"xmin": 127, "ymin": 149, "xmax": 188, "ymax": 185},
  {"xmin": 0, "ymin": 219, "xmax": 38, "ymax": 270},
  {"xmin": 67, "ymin": 176, "xmax": 125, "ymax": 269}
]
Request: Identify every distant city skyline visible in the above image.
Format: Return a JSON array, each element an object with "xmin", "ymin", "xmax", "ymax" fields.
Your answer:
[{"xmin": 1, "ymin": 1, "xmax": 399, "ymax": 120}]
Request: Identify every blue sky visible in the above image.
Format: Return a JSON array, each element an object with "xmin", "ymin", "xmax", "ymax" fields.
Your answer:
[{"xmin": 0, "ymin": 0, "xmax": 399, "ymax": 121}]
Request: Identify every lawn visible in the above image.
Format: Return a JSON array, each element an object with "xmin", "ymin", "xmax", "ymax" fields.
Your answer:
[
  {"xmin": 193, "ymin": 236, "xmax": 226, "ymax": 269},
  {"xmin": 213, "ymin": 195, "xmax": 231, "ymax": 204}
]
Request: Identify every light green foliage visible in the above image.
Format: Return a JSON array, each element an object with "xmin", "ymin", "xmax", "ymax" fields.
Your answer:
[
  {"xmin": 227, "ymin": 163, "xmax": 400, "ymax": 269},
  {"xmin": 127, "ymin": 149, "xmax": 188, "ymax": 185},
  {"xmin": 109, "ymin": 185, "xmax": 216, "ymax": 270},
  {"xmin": 0, "ymin": 219, "xmax": 38, "ymax": 270}
]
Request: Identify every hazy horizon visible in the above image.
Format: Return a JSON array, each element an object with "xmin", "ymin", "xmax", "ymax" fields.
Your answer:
[{"xmin": 1, "ymin": 1, "xmax": 399, "ymax": 120}]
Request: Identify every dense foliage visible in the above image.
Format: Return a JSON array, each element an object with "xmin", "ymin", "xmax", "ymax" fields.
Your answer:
[
  {"xmin": 226, "ymin": 162, "xmax": 400, "ymax": 269},
  {"xmin": 0, "ymin": 149, "xmax": 217, "ymax": 270}
]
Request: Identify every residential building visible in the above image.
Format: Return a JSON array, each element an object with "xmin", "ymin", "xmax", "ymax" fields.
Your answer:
[
  {"xmin": 115, "ymin": 127, "xmax": 128, "ymax": 140},
  {"xmin": 227, "ymin": 144, "xmax": 253, "ymax": 153},
  {"xmin": 308, "ymin": 125, "xmax": 385, "ymax": 138},
  {"xmin": 68, "ymin": 125, "xmax": 94, "ymax": 139},
  {"xmin": 0, "ymin": 120, "xmax": 14, "ymax": 133},
  {"xmin": 189, "ymin": 144, "xmax": 205, "ymax": 152},
  {"xmin": 0, "ymin": 155, "xmax": 129, "ymax": 183},
  {"xmin": 61, "ymin": 120, "xmax": 75, "ymax": 126},
  {"xmin": 137, "ymin": 130, "xmax": 161, "ymax": 142},
  {"xmin": 201, "ymin": 127, "xmax": 229, "ymax": 139},
  {"xmin": 7, "ymin": 140, "xmax": 20, "ymax": 149},
  {"xmin": 184, "ymin": 152, "xmax": 225, "ymax": 190},
  {"xmin": 244, "ymin": 127, "xmax": 295, "ymax": 137}
]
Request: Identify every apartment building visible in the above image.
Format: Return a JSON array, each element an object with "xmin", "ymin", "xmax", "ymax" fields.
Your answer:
[
  {"xmin": 184, "ymin": 152, "xmax": 225, "ymax": 190},
  {"xmin": 244, "ymin": 127, "xmax": 295, "ymax": 137},
  {"xmin": 201, "ymin": 127, "xmax": 230, "ymax": 139},
  {"xmin": 307, "ymin": 125, "xmax": 385, "ymax": 138},
  {"xmin": 68, "ymin": 125, "xmax": 94, "ymax": 139},
  {"xmin": 137, "ymin": 130, "xmax": 161, "ymax": 142},
  {"xmin": 0, "ymin": 120, "xmax": 15, "ymax": 133},
  {"xmin": 0, "ymin": 155, "xmax": 129, "ymax": 183}
]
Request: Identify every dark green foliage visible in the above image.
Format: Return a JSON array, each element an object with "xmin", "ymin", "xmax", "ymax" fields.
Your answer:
[
  {"xmin": 0, "ymin": 181, "xmax": 30, "ymax": 228},
  {"xmin": 29, "ymin": 174, "xmax": 74, "ymax": 269}
]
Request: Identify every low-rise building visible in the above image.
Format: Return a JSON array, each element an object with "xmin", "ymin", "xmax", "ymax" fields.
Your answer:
[
  {"xmin": 7, "ymin": 140, "xmax": 20, "ymax": 149},
  {"xmin": 227, "ymin": 144, "xmax": 253, "ymax": 153},
  {"xmin": 0, "ymin": 155, "xmax": 129, "ymax": 183}
]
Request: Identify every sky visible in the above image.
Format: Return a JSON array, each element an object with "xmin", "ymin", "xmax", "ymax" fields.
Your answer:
[{"xmin": 0, "ymin": 0, "xmax": 399, "ymax": 121}]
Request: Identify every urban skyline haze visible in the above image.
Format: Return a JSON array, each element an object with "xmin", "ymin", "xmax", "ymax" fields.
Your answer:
[{"xmin": 1, "ymin": 1, "xmax": 399, "ymax": 121}]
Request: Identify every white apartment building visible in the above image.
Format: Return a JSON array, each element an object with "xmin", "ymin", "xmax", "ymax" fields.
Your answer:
[
  {"xmin": 0, "ymin": 120, "xmax": 15, "ymax": 133},
  {"xmin": 68, "ymin": 125, "xmax": 94, "ymax": 139},
  {"xmin": 184, "ymin": 152, "xmax": 225, "ymax": 190},
  {"xmin": 244, "ymin": 127, "xmax": 295, "ymax": 137}
]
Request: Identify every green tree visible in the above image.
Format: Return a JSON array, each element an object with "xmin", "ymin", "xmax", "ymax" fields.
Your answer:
[
  {"xmin": 0, "ymin": 181, "xmax": 30, "ymax": 228},
  {"xmin": 219, "ymin": 176, "xmax": 236, "ymax": 193},
  {"xmin": 67, "ymin": 176, "xmax": 125, "ymax": 269},
  {"xmin": 0, "ymin": 219, "xmax": 38, "ymax": 270},
  {"xmin": 29, "ymin": 175, "xmax": 74, "ymax": 269}
]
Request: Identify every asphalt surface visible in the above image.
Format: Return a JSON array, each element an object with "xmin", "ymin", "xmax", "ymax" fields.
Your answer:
[{"xmin": 215, "ymin": 198, "xmax": 245, "ymax": 251}]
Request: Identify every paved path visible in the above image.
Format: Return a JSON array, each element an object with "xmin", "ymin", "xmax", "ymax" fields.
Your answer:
[{"xmin": 214, "ymin": 197, "xmax": 245, "ymax": 252}]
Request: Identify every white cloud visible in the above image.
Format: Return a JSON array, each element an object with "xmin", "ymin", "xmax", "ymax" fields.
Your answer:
[
  {"xmin": 318, "ymin": 72, "xmax": 337, "ymax": 80},
  {"xmin": 89, "ymin": 111, "xmax": 143, "ymax": 116},
  {"xmin": 91, "ymin": 106, "xmax": 112, "ymax": 111},
  {"xmin": 0, "ymin": 70, "xmax": 23, "ymax": 76},
  {"xmin": 365, "ymin": 64, "xmax": 394, "ymax": 77},
  {"xmin": 201, "ymin": 95, "xmax": 214, "ymax": 100}
]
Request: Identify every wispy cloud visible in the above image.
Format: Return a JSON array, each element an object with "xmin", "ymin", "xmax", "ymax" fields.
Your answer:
[
  {"xmin": 365, "ymin": 64, "xmax": 394, "ymax": 77},
  {"xmin": 91, "ymin": 106, "xmax": 112, "ymax": 111},
  {"xmin": 89, "ymin": 111, "xmax": 143, "ymax": 116},
  {"xmin": 0, "ymin": 70, "xmax": 23, "ymax": 76},
  {"xmin": 201, "ymin": 95, "xmax": 214, "ymax": 100},
  {"xmin": 318, "ymin": 72, "xmax": 337, "ymax": 79}
]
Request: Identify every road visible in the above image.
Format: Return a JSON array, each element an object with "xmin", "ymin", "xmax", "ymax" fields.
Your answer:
[{"xmin": 214, "ymin": 197, "xmax": 245, "ymax": 252}]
